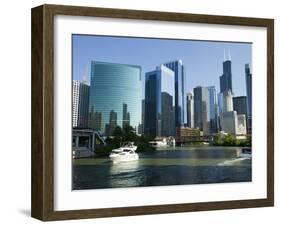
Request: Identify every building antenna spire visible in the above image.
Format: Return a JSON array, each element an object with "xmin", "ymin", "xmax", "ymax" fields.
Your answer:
[
  {"xmin": 228, "ymin": 50, "xmax": 231, "ymax": 61},
  {"xmin": 224, "ymin": 48, "xmax": 226, "ymax": 61}
]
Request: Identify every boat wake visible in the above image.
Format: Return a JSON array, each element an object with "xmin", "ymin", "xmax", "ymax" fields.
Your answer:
[{"xmin": 217, "ymin": 157, "xmax": 249, "ymax": 166}]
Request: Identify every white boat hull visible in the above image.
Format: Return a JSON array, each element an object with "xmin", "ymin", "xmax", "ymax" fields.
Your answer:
[{"xmin": 110, "ymin": 153, "xmax": 139, "ymax": 163}]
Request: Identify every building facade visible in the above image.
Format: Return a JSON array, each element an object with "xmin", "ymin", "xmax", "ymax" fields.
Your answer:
[
  {"xmin": 237, "ymin": 114, "xmax": 247, "ymax": 135},
  {"xmin": 72, "ymin": 81, "xmax": 80, "ymax": 128},
  {"xmin": 218, "ymin": 90, "xmax": 233, "ymax": 114},
  {"xmin": 89, "ymin": 61, "xmax": 142, "ymax": 135},
  {"xmin": 137, "ymin": 99, "xmax": 145, "ymax": 135},
  {"xmin": 72, "ymin": 80, "xmax": 90, "ymax": 128},
  {"xmin": 193, "ymin": 86, "xmax": 210, "ymax": 135},
  {"xmin": 220, "ymin": 60, "xmax": 233, "ymax": 93},
  {"xmin": 144, "ymin": 64, "xmax": 175, "ymax": 137},
  {"xmin": 207, "ymin": 86, "xmax": 218, "ymax": 133},
  {"xmin": 122, "ymin": 103, "xmax": 130, "ymax": 128},
  {"xmin": 105, "ymin": 110, "xmax": 117, "ymax": 136},
  {"xmin": 220, "ymin": 111, "xmax": 238, "ymax": 135},
  {"xmin": 176, "ymin": 127, "xmax": 201, "ymax": 137},
  {"xmin": 233, "ymin": 96, "xmax": 248, "ymax": 125},
  {"xmin": 164, "ymin": 60, "xmax": 186, "ymax": 127},
  {"xmin": 186, "ymin": 92, "xmax": 194, "ymax": 128},
  {"xmin": 245, "ymin": 64, "xmax": 252, "ymax": 133}
]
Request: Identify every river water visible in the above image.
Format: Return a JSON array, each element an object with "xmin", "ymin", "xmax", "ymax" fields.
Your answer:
[{"xmin": 72, "ymin": 146, "xmax": 251, "ymax": 190}]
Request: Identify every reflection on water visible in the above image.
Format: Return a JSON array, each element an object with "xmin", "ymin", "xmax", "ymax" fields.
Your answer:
[
  {"xmin": 72, "ymin": 146, "xmax": 252, "ymax": 190},
  {"xmin": 110, "ymin": 161, "xmax": 140, "ymax": 175},
  {"xmin": 109, "ymin": 161, "xmax": 145, "ymax": 188}
]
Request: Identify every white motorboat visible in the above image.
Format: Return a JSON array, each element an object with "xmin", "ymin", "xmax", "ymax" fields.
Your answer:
[
  {"xmin": 149, "ymin": 137, "xmax": 176, "ymax": 147},
  {"xmin": 239, "ymin": 147, "xmax": 252, "ymax": 158},
  {"xmin": 149, "ymin": 137, "xmax": 169, "ymax": 147},
  {"xmin": 109, "ymin": 142, "xmax": 139, "ymax": 163}
]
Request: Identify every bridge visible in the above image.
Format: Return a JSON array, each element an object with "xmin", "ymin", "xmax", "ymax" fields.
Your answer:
[{"xmin": 72, "ymin": 128, "xmax": 106, "ymax": 158}]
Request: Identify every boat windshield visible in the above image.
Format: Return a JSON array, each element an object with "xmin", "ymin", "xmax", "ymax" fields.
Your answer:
[
  {"xmin": 123, "ymin": 149, "xmax": 132, "ymax": 152},
  {"xmin": 122, "ymin": 142, "xmax": 134, "ymax": 147}
]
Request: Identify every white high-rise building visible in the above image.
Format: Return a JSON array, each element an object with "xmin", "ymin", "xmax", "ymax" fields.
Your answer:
[
  {"xmin": 73, "ymin": 81, "xmax": 80, "ymax": 127},
  {"xmin": 220, "ymin": 111, "xmax": 247, "ymax": 136},
  {"xmin": 237, "ymin": 114, "xmax": 247, "ymax": 135},
  {"xmin": 218, "ymin": 91, "xmax": 233, "ymax": 114},
  {"xmin": 224, "ymin": 91, "xmax": 233, "ymax": 112},
  {"xmin": 72, "ymin": 80, "xmax": 90, "ymax": 128},
  {"xmin": 220, "ymin": 111, "xmax": 238, "ymax": 135}
]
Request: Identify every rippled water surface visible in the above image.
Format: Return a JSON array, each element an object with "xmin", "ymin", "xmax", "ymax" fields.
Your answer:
[{"xmin": 72, "ymin": 146, "xmax": 252, "ymax": 190}]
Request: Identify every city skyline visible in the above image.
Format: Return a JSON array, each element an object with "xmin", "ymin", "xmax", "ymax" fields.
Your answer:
[
  {"xmin": 72, "ymin": 34, "xmax": 251, "ymax": 97},
  {"xmin": 71, "ymin": 34, "xmax": 253, "ymax": 191}
]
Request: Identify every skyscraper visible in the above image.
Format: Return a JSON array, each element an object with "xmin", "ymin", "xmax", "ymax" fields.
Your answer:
[
  {"xmin": 122, "ymin": 103, "xmax": 130, "ymax": 128},
  {"xmin": 89, "ymin": 61, "xmax": 142, "ymax": 134},
  {"xmin": 245, "ymin": 64, "xmax": 252, "ymax": 133},
  {"xmin": 144, "ymin": 64, "xmax": 175, "ymax": 137},
  {"xmin": 223, "ymin": 91, "xmax": 234, "ymax": 112},
  {"xmin": 72, "ymin": 81, "xmax": 80, "ymax": 128},
  {"xmin": 78, "ymin": 82, "xmax": 90, "ymax": 128},
  {"xmin": 186, "ymin": 92, "xmax": 194, "ymax": 128},
  {"xmin": 220, "ymin": 59, "xmax": 233, "ymax": 94},
  {"xmin": 89, "ymin": 109, "xmax": 102, "ymax": 131},
  {"xmin": 72, "ymin": 80, "xmax": 90, "ymax": 128},
  {"xmin": 218, "ymin": 90, "xmax": 233, "ymax": 132},
  {"xmin": 220, "ymin": 111, "xmax": 238, "ymax": 135},
  {"xmin": 105, "ymin": 110, "xmax": 118, "ymax": 136},
  {"xmin": 137, "ymin": 99, "xmax": 145, "ymax": 135},
  {"xmin": 237, "ymin": 114, "xmax": 247, "ymax": 135},
  {"xmin": 220, "ymin": 111, "xmax": 247, "ymax": 136},
  {"xmin": 193, "ymin": 86, "xmax": 210, "ymax": 134},
  {"xmin": 164, "ymin": 60, "xmax": 186, "ymax": 127},
  {"xmin": 207, "ymin": 86, "xmax": 218, "ymax": 133},
  {"xmin": 217, "ymin": 53, "xmax": 236, "ymax": 133},
  {"xmin": 233, "ymin": 96, "xmax": 248, "ymax": 122}
]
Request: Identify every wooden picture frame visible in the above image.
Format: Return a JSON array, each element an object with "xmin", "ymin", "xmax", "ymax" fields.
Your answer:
[{"xmin": 31, "ymin": 4, "xmax": 274, "ymax": 221}]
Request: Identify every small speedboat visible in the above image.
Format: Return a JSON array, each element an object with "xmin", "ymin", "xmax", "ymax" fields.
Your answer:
[
  {"xmin": 239, "ymin": 147, "xmax": 252, "ymax": 158},
  {"xmin": 109, "ymin": 142, "xmax": 139, "ymax": 163}
]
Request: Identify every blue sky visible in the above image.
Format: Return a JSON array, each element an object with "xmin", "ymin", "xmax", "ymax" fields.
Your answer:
[{"xmin": 72, "ymin": 34, "xmax": 251, "ymax": 97}]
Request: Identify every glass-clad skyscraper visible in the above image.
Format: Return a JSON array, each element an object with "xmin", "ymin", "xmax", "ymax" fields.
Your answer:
[
  {"xmin": 220, "ymin": 60, "xmax": 233, "ymax": 94},
  {"xmin": 89, "ymin": 61, "xmax": 142, "ymax": 135},
  {"xmin": 164, "ymin": 60, "xmax": 186, "ymax": 127},
  {"xmin": 207, "ymin": 86, "xmax": 218, "ymax": 133},
  {"xmin": 194, "ymin": 86, "xmax": 210, "ymax": 134},
  {"xmin": 144, "ymin": 65, "xmax": 175, "ymax": 137},
  {"xmin": 245, "ymin": 64, "xmax": 252, "ymax": 133},
  {"xmin": 233, "ymin": 96, "xmax": 248, "ymax": 118}
]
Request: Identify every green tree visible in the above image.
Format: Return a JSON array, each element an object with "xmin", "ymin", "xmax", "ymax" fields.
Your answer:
[
  {"xmin": 122, "ymin": 125, "xmax": 137, "ymax": 142},
  {"xmin": 112, "ymin": 126, "xmax": 123, "ymax": 148}
]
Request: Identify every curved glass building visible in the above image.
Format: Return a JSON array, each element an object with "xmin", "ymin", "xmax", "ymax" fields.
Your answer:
[{"xmin": 89, "ymin": 61, "xmax": 142, "ymax": 135}]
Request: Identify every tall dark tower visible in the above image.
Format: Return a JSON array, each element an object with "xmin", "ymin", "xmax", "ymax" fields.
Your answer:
[
  {"xmin": 220, "ymin": 60, "xmax": 233, "ymax": 93},
  {"xmin": 245, "ymin": 64, "xmax": 252, "ymax": 134},
  {"xmin": 220, "ymin": 51, "xmax": 233, "ymax": 94},
  {"xmin": 194, "ymin": 86, "xmax": 210, "ymax": 135}
]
